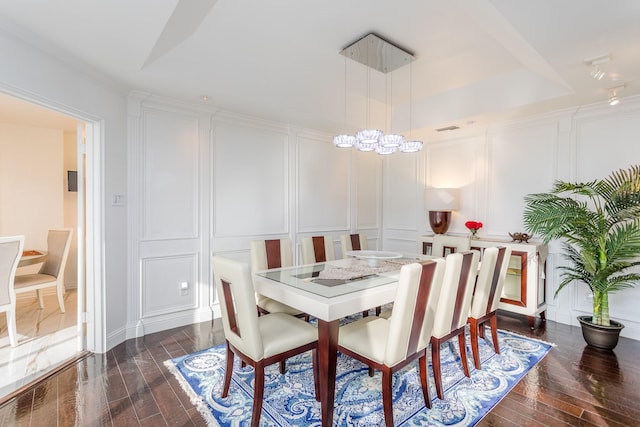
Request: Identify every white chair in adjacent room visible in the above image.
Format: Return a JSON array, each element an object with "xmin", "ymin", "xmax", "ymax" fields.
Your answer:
[
  {"xmin": 250, "ymin": 238, "xmax": 306, "ymax": 317},
  {"xmin": 430, "ymin": 250, "xmax": 479, "ymax": 400},
  {"xmin": 213, "ymin": 256, "xmax": 319, "ymax": 427},
  {"xmin": 14, "ymin": 228, "xmax": 73, "ymax": 313},
  {"xmin": 431, "ymin": 234, "xmax": 470, "ymax": 257},
  {"xmin": 468, "ymin": 246, "xmax": 511, "ymax": 369},
  {"xmin": 337, "ymin": 259, "xmax": 445, "ymax": 427},
  {"xmin": 0, "ymin": 235, "xmax": 24, "ymax": 347},
  {"xmin": 300, "ymin": 235, "xmax": 336, "ymax": 264}
]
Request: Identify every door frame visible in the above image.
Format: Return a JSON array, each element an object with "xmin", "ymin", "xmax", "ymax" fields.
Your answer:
[{"xmin": 0, "ymin": 85, "xmax": 104, "ymax": 353}]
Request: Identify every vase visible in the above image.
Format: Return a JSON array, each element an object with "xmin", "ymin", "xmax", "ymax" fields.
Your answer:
[
  {"xmin": 469, "ymin": 229, "xmax": 479, "ymax": 239},
  {"xmin": 577, "ymin": 315, "xmax": 624, "ymax": 350}
]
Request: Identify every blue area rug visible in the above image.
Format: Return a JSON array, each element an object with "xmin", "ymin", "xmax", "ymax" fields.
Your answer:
[{"xmin": 165, "ymin": 329, "xmax": 552, "ymax": 426}]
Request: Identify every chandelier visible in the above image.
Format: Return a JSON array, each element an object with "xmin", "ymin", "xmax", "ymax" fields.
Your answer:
[{"xmin": 333, "ymin": 33, "xmax": 423, "ymax": 154}]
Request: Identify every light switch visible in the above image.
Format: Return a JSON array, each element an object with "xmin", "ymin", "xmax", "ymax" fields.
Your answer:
[{"xmin": 112, "ymin": 193, "xmax": 126, "ymax": 206}]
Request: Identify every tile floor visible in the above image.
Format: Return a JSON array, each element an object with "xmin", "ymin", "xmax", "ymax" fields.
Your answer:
[{"xmin": 0, "ymin": 288, "xmax": 80, "ymax": 398}]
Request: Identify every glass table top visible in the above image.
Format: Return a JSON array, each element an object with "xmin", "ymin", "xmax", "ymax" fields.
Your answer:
[{"xmin": 256, "ymin": 258, "xmax": 417, "ymax": 298}]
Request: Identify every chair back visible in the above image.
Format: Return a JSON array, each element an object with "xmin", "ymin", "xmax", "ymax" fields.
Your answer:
[
  {"xmin": 0, "ymin": 236, "xmax": 24, "ymax": 306},
  {"xmin": 431, "ymin": 235, "xmax": 470, "ymax": 257},
  {"xmin": 384, "ymin": 258, "xmax": 445, "ymax": 366},
  {"xmin": 39, "ymin": 229, "xmax": 73, "ymax": 278},
  {"xmin": 213, "ymin": 256, "xmax": 264, "ymax": 361},
  {"xmin": 470, "ymin": 247, "xmax": 511, "ymax": 317},
  {"xmin": 339, "ymin": 233, "xmax": 368, "ymax": 256},
  {"xmin": 300, "ymin": 236, "xmax": 336, "ymax": 264},
  {"xmin": 250, "ymin": 238, "xmax": 293, "ymax": 272},
  {"xmin": 432, "ymin": 250, "xmax": 480, "ymax": 338}
]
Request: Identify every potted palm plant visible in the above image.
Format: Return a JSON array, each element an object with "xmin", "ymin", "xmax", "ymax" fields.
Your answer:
[{"xmin": 523, "ymin": 165, "xmax": 640, "ymax": 350}]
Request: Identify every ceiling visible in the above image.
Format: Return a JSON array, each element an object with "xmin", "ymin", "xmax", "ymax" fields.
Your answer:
[{"xmin": 1, "ymin": 0, "xmax": 639, "ymax": 139}]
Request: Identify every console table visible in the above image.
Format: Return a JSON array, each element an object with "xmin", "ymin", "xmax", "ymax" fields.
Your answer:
[{"xmin": 419, "ymin": 235, "xmax": 547, "ymax": 329}]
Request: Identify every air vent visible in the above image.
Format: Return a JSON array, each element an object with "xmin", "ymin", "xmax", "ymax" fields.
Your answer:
[{"xmin": 435, "ymin": 125, "xmax": 460, "ymax": 132}]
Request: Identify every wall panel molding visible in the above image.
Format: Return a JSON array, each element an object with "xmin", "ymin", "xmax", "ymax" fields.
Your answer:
[{"xmin": 141, "ymin": 107, "xmax": 200, "ymax": 241}]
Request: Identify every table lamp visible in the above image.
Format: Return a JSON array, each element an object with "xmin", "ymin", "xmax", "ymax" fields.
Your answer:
[{"xmin": 424, "ymin": 187, "xmax": 459, "ymax": 234}]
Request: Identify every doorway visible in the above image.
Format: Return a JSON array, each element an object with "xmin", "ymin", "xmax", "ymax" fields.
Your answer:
[{"xmin": 0, "ymin": 91, "xmax": 100, "ymax": 398}]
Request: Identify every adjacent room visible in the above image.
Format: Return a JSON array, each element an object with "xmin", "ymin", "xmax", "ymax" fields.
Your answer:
[{"xmin": 1, "ymin": 1, "xmax": 639, "ymax": 426}]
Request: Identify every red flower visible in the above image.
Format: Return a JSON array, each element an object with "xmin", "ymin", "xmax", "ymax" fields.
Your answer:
[{"xmin": 465, "ymin": 221, "xmax": 483, "ymax": 231}]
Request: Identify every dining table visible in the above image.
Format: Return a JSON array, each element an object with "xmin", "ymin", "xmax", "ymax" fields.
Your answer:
[
  {"xmin": 252, "ymin": 252, "xmax": 431, "ymax": 427},
  {"xmin": 18, "ymin": 250, "xmax": 48, "ymax": 267}
]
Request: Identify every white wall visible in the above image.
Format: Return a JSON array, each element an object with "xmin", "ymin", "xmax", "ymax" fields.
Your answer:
[
  {"xmin": 126, "ymin": 98, "xmax": 383, "ymax": 337},
  {"xmin": 128, "ymin": 92, "xmax": 640, "ymax": 344},
  {"xmin": 407, "ymin": 99, "xmax": 640, "ymax": 341}
]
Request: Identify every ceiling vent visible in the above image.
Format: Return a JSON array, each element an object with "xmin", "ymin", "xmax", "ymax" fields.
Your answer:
[{"xmin": 435, "ymin": 125, "xmax": 460, "ymax": 132}]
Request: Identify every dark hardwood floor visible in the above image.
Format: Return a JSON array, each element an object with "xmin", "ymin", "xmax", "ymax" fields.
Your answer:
[{"xmin": 1, "ymin": 312, "xmax": 639, "ymax": 426}]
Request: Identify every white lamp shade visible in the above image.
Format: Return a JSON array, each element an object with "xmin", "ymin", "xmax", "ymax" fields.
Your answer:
[{"xmin": 425, "ymin": 187, "xmax": 459, "ymax": 211}]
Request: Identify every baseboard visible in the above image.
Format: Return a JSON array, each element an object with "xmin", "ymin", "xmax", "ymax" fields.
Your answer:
[{"xmin": 124, "ymin": 307, "xmax": 215, "ymax": 341}]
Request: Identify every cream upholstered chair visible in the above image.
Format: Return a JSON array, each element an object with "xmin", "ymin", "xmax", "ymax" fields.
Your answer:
[
  {"xmin": 14, "ymin": 228, "xmax": 72, "ymax": 313},
  {"xmin": 339, "ymin": 233, "xmax": 368, "ymax": 256},
  {"xmin": 213, "ymin": 256, "xmax": 319, "ymax": 427},
  {"xmin": 300, "ymin": 235, "xmax": 336, "ymax": 264},
  {"xmin": 468, "ymin": 246, "xmax": 511, "ymax": 369},
  {"xmin": 338, "ymin": 259, "xmax": 445, "ymax": 427},
  {"xmin": 430, "ymin": 250, "xmax": 479, "ymax": 400},
  {"xmin": 0, "ymin": 235, "xmax": 24, "ymax": 347},
  {"xmin": 340, "ymin": 233, "xmax": 378, "ymax": 316},
  {"xmin": 250, "ymin": 238, "xmax": 304, "ymax": 317},
  {"xmin": 431, "ymin": 234, "xmax": 470, "ymax": 257}
]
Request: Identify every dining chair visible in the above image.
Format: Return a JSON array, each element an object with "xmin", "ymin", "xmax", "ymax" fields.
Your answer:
[
  {"xmin": 431, "ymin": 234, "xmax": 470, "ymax": 257},
  {"xmin": 340, "ymin": 233, "xmax": 380, "ymax": 316},
  {"xmin": 0, "ymin": 235, "xmax": 24, "ymax": 347},
  {"xmin": 14, "ymin": 228, "xmax": 73, "ymax": 313},
  {"xmin": 300, "ymin": 235, "xmax": 336, "ymax": 264},
  {"xmin": 212, "ymin": 256, "xmax": 319, "ymax": 427},
  {"xmin": 339, "ymin": 233, "xmax": 368, "ymax": 257},
  {"xmin": 430, "ymin": 250, "xmax": 480, "ymax": 400},
  {"xmin": 250, "ymin": 238, "xmax": 304, "ymax": 317},
  {"xmin": 337, "ymin": 259, "xmax": 445, "ymax": 427},
  {"xmin": 468, "ymin": 246, "xmax": 511, "ymax": 369}
]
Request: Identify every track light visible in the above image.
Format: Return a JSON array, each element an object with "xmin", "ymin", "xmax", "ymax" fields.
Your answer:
[
  {"xmin": 590, "ymin": 66, "xmax": 606, "ymax": 80},
  {"xmin": 608, "ymin": 85, "xmax": 625, "ymax": 106},
  {"xmin": 584, "ymin": 54, "xmax": 610, "ymax": 80}
]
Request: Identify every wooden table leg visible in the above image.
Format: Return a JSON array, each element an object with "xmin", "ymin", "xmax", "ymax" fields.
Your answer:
[{"xmin": 317, "ymin": 319, "xmax": 339, "ymax": 427}]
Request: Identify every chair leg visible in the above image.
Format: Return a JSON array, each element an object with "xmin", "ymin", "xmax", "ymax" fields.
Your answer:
[
  {"xmin": 431, "ymin": 338, "xmax": 444, "ymax": 400},
  {"xmin": 6, "ymin": 310, "xmax": 18, "ymax": 347},
  {"xmin": 279, "ymin": 360, "xmax": 285, "ymax": 374},
  {"xmin": 57, "ymin": 283, "xmax": 66, "ymax": 313},
  {"xmin": 222, "ymin": 342, "xmax": 234, "ymax": 398},
  {"xmin": 375, "ymin": 306, "xmax": 381, "ymax": 316},
  {"xmin": 368, "ymin": 367, "xmax": 375, "ymax": 377},
  {"xmin": 37, "ymin": 289, "xmax": 45, "ymax": 309},
  {"xmin": 457, "ymin": 332, "xmax": 470, "ymax": 377},
  {"xmin": 251, "ymin": 362, "xmax": 265, "ymax": 427},
  {"xmin": 490, "ymin": 314, "xmax": 500, "ymax": 354},
  {"xmin": 469, "ymin": 318, "xmax": 482, "ymax": 370},
  {"xmin": 311, "ymin": 349, "xmax": 320, "ymax": 402},
  {"xmin": 362, "ymin": 310, "xmax": 369, "ymax": 317},
  {"xmin": 418, "ymin": 354, "xmax": 431, "ymax": 409},
  {"xmin": 381, "ymin": 367, "xmax": 395, "ymax": 427}
]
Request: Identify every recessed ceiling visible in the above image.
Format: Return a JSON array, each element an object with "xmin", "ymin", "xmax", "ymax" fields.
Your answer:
[{"xmin": 0, "ymin": 0, "xmax": 639, "ymax": 139}]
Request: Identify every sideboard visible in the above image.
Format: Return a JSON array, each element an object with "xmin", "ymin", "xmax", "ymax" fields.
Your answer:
[{"xmin": 419, "ymin": 235, "xmax": 548, "ymax": 329}]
